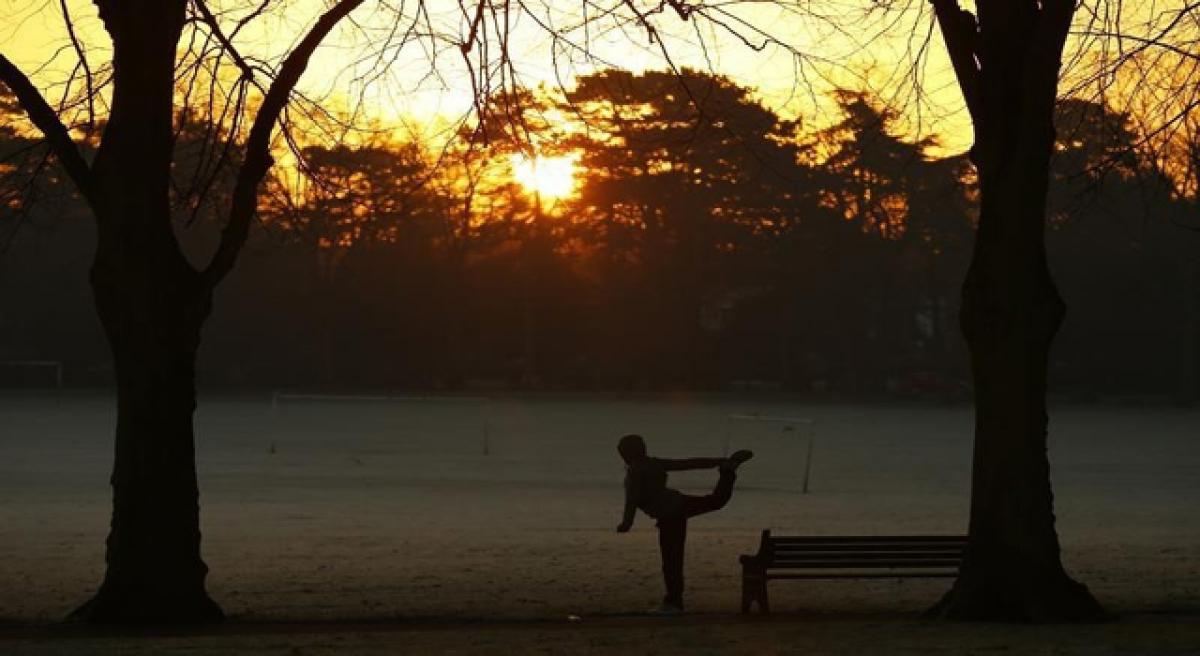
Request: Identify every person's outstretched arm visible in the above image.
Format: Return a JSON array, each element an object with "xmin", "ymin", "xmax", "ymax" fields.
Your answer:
[
  {"xmin": 617, "ymin": 471, "xmax": 637, "ymax": 532},
  {"xmin": 658, "ymin": 457, "xmax": 726, "ymax": 471}
]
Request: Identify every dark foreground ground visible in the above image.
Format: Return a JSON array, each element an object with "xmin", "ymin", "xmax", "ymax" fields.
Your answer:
[{"xmin": 2, "ymin": 611, "xmax": 1199, "ymax": 655}]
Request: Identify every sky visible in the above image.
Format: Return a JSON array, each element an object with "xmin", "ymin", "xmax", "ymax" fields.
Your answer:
[
  {"xmin": 1, "ymin": 1, "xmax": 1189, "ymax": 163},
  {"xmin": 1, "ymin": 0, "xmax": 976, "ymax": 153}
]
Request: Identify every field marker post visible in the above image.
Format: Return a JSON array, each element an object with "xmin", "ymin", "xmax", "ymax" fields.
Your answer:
[
  {"xmin": 727, "ymin": 413, "xmax": 816, "ymax": 493},
  {"xmin": 722, "ymin": 415, "xmax": 732, "ymax": 457},
  {"xmin": 483, "ymin": 399, "xmax": 492, "ymax": 456},
  {"xmin": 801, "ymin": 433, "xmax": 814, "ymax": 493}
]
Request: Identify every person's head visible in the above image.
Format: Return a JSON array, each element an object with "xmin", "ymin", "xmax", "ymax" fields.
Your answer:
[{"xmin": 617, "ymin": 434, "xmax": 647, "ymax": 464}]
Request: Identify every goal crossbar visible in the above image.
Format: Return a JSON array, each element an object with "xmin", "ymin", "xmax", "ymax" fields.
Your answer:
[
  {"xmin": 271, "ymin": 392, "xmax": 491, "ymax": 406},
  {"xmin": 724, "ymin": 413, "xmax": 816, "ymax": 493},
  {"xmin": 726, "ymin": 414, "xmax": 814, "ymax": 425}
]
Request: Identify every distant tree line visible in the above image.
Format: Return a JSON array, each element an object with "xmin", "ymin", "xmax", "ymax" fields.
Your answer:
[{"xmin": 2, "ymin": 69, "xmax": 1197, "ymax": 399}]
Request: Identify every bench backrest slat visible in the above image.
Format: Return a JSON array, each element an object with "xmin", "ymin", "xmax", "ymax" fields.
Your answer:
[
  {"xmin": 771, "ymin": 544, "xmax": 964, "ymax": 552},
  {"xmin": 748, "ymin": 530, "xmax": 967, "ymax": 572},
  {"xmin": 768, "ymin": 539, "xmax": 964, "ymax": 544},
  {"xmin": 770, "ymin": 551, "xmax": 963, "ymax": 560}
]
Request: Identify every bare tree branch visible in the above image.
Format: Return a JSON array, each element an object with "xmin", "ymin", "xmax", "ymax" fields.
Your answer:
[
  {"xmin": 58, "ymin": 0, "xmax": 95, "ymax": 130},
  {"xmin": 203, "ymin": 0, "xmax": 366, "ymax": 287},
  {"xmin": 0, "ymin": 54, "xmax": 94, "ymax": 206},
  {"xmin": 193, "ymin": 0, "xmax": 258, "ymax": 81}
]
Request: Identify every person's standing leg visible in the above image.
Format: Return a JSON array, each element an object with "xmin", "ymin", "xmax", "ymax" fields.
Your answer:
[
  {"xmin": 656, "ymin": 516, "xmax": 687, "ymax": 609},
  {"xmin": 654, "ymin": 455, "xmax": 750, "ymax": 612}
]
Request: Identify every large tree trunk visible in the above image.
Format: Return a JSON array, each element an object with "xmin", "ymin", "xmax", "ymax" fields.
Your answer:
[
  {"xmin": 1, "ymin": 0, "xmax": 361, "ymax": 625},
  {"xmin": 926, "ymin": 0, "xmax": 1106, "ymax": 621},
  {"xmin": 933, "ymin": 159, "xmax": 1104, "ymax": 621},
  {"xmin": 73, "ymin": 247, "xmax": 221, "ymax": 622},
  {"xmin": 70, "ymin": 1, "xmax": 222, "ymax": 622}
]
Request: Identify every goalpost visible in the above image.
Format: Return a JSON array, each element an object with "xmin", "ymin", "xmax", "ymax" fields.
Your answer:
[
  {"xmin": 269, "ymin": 391, "xmax": 495, "ymax": 455},
  {"xmin": 724, "ymin": 413, "xmax": 816, "ymax": 493}
]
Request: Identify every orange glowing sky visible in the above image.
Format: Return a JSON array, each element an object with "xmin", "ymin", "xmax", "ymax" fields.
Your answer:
[
  {"xmin": 511, "ymin": 153, "xmax": 579, "ymax": 200},
  {"xmin": 1, "ymin": 1, "xmax": 973, "ymax": 150},
  {"xmin": 1, "ymin": 1, "xmax": 1188, "ymax": 163}
]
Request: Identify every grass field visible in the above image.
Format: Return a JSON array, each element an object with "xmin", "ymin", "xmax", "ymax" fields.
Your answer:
[{"xmin": 1, "ymin": 393, "xmax": 1197, "ymax": 652}]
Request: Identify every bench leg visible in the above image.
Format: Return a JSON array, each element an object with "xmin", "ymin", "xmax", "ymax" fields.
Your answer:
[{"xmin": 741, "ymin": 567, "xmax": 769, "ymax": 614}]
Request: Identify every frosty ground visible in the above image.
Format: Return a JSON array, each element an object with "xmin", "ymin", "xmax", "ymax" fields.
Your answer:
[{"xmin": 1, "ymin": 394, "xmax": 1197, "ymax": 653}]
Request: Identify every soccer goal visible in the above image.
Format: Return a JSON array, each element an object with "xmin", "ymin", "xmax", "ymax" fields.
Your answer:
[
  {"xmin": 723, "ymin": 413, "xmax": 816, "ymax": 493},
  {"xmin": 269, "ymin": 391, "xmax": 495, "ymax": 455},
  {"xmin": 0, "ymin": 360, "xmax": 64, "ymax": 390}
]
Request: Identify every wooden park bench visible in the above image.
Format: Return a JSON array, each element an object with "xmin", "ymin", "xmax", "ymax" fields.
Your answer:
[{"xmin": 739, "ymin": 530, "xmax": 966, "ymax": 613}]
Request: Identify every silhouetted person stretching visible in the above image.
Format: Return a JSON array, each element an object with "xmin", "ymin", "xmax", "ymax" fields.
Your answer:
[{"xmin": 615, "ymin": 433, "xmax": 753, "ymax": 615}]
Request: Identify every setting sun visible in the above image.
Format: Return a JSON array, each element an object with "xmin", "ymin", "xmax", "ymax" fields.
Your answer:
[{"xmin": 510, "ymin": 154, "xmax": 579, "ymax": 201}]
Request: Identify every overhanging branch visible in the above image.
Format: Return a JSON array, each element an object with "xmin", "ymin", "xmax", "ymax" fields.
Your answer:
[
  {"xmin": 0, "ymin": 54, "xmax": 95, "ymax": 206},
  {"xmin": 202, "ymin": 0, "xmax": 365, "ymax": 287},
  {"xmin": 193, "ymin": 0, "xmax": 258, "ymax": 80}
]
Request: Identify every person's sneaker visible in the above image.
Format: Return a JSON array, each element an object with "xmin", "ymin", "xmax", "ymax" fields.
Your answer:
[
  {"xmin": 648, "ymin": 602, "xmax": 684, "ymax": 616},
  {"xmin": 723, "ymin": 449, "xmax": 755, "ymax": 471}
]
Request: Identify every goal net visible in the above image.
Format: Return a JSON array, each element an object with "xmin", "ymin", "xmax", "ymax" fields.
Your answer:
[
  {"xmin": 0, "ymin": 360, "xmax": 63, "ymax": 390},
  {"xmin": 269, "ymin": 392, "xmax": 494, "ymax": 456},
  {"xmin": 723, "ymin": 413, "xmax": 816, "ymax": 493}
]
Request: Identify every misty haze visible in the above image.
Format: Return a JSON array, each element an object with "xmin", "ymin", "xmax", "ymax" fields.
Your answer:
[{"xmin": 2, "ymin": 1, "xmax": 1199, "ymax": 654}]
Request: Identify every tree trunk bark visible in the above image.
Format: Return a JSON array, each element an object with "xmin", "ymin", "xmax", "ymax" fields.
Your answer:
[
  {"xmin": 932, "ymin": 120, "xmax": 1105, "ymax": 623},
  {"xmin": 924, "ymin": 0, "xmax": 1107, "ymax": 621},
  {"xmin": 72, "ymin": 247, "xmax": 222, "ymax": 623},
  {"xmin": 70, "ymin": 2, "xmax": 222, "ymax": 622}
]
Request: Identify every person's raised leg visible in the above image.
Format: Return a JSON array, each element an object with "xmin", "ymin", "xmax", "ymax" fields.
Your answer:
[{"xmin": 681, "ymin": 450, "xmax": 753, "ymax": 518}]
